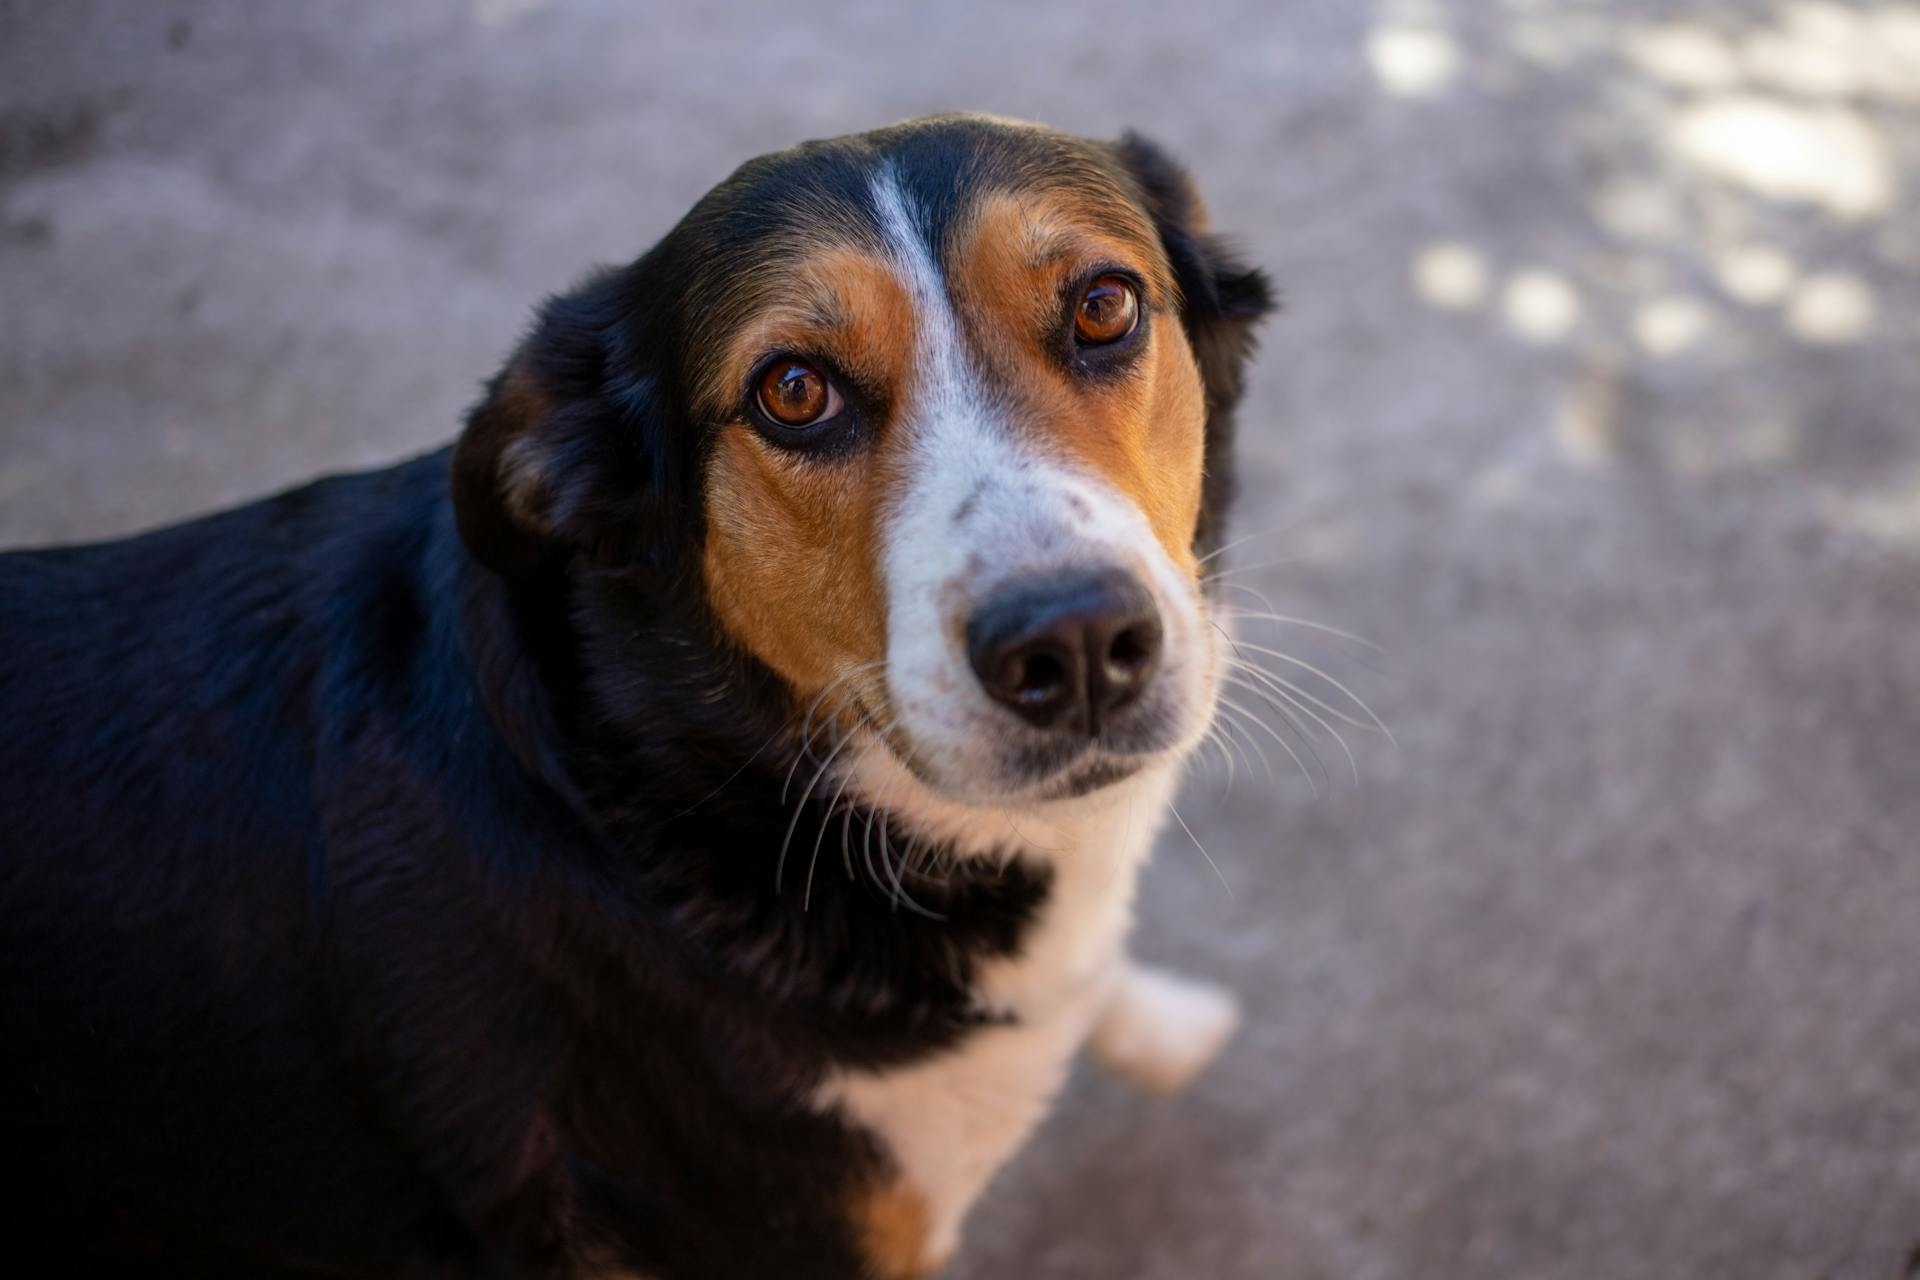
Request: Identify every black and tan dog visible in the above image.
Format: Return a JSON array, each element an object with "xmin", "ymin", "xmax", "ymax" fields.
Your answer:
[{"xmin": 0, "ymin": 114, "xmax": 1271, "ymax": 1277}]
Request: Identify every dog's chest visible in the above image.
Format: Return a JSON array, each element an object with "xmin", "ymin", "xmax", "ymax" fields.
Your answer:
[{"xmin": 816, "ymin": 770, "xmax": 1173, "ymax": 1271}]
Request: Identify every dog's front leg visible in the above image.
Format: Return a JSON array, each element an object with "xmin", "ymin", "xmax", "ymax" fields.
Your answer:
[{"xmin": 1088, "ymin": 958, "xmax": 1241, "ymax": 1094}]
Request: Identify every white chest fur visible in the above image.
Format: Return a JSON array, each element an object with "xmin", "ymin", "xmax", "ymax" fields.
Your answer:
[{"xmin": 815, "ymin": 761, "xmax": 1179, "ymax": 1268}]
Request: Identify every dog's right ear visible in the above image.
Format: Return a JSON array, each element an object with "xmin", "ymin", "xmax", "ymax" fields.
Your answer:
[{"xmin": 452, "ymin": 267, "xmax": 683, "ymax": 580}]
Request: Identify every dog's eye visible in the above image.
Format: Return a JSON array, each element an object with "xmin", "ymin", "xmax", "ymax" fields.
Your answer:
[
  {"xmin": 1074, "ymin": 276, "xmax": 1139, "ymax": 346},
  {"xmin": 756, "ymin": 359, "xmax": 842, "ymax": 428}
]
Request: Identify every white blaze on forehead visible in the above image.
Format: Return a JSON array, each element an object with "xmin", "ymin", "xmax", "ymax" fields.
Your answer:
[
  {"xmin": 869, "ymin": 169, "xmax": 985, "ymax": 431},
  {"xmin": 865, "ymin": 169, "xmax": 1213, "ymax": 800}
]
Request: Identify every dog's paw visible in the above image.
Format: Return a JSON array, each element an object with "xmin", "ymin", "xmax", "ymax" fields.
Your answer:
[{"xmin": 1089, "ymin": 962, "xmax": 1241, "ymax": 1095}]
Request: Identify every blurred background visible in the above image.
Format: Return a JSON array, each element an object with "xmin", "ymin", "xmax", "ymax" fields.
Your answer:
[{"xmin": 3, "ymin": 1, "xmax": 1917, "ymax": 1275}]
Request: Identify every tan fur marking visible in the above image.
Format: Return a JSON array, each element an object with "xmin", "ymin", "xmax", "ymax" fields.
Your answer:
[
  {"xmin": 704, "ymin": 429, "xmax": 888, "ymax": 699},
  {"xmin": 851, "ymin": 1179, "xmax": 942, "ymax": 1280},
  {"xmin": 700, "ymin": 247, "xmax": 923, "ymax": 703},
  {"xmin": 948, "ymin": 193, "xmax": 1208, "ymax": 571},
  {"xmin": 695, "ymin": 247, "xmax": 917, "ymax": 421}
]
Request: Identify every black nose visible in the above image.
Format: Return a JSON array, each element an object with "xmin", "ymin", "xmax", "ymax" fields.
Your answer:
[{"xmin": 965, "ymin": 569, "xmax": 1164, "ymax": 734}]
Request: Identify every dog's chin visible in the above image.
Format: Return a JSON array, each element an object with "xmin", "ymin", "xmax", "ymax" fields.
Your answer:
[{"xmin": 882, "ymin": 726, "xmax": 1180, "ymax": 810}]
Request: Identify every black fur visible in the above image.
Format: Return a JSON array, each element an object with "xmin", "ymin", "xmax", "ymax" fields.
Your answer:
[{"xmin": 0, "ymin": 117, "xmax": 1267, "ymax": 1278}]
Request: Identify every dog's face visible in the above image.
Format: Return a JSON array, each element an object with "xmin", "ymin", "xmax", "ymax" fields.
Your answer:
[{"xmin": 454, "ymin": 116, "xmax": 1270, "ymax": 809}]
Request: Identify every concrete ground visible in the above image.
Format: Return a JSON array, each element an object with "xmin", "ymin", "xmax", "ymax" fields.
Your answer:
[{"xmin": 4, "ymin": 1, "xmax": 1918, "ymax": 1275}]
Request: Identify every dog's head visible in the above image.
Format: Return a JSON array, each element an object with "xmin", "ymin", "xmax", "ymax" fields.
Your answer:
[{"xmin": 454, "ymin": 115, "xmax": 1271, "ymax": 810}]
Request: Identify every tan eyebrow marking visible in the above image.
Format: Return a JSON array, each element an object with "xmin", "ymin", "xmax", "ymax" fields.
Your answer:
[
  {"xmin": 697, "ymin": 238, "xmax": 918, "ymax": 705},
  {"xmin": 692, "ymin": 245, "xmax": 917, "ymax": 421},
  {"xmin": 944, "ymin": 188, "xmax": 1209, "ymax": 569}
]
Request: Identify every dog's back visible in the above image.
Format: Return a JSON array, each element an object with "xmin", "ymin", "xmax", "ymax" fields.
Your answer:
[{"xmin": 0, "ymin": 454, "xmax": 502, "ymax": 1272}]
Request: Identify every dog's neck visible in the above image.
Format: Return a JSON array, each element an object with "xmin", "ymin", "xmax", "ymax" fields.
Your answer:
[{"xmin": 842, "ymin": 743, "xmax": 1178, "ymax": 1019}]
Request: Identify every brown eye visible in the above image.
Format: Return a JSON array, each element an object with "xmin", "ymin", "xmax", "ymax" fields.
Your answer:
[
  {"xmin": 756, "ymin": 359, "xmax": 842, "ymax": 428},
  {"xmin": 1074, "ymin": 276, "xmax": 1139, "ymax": 346}
]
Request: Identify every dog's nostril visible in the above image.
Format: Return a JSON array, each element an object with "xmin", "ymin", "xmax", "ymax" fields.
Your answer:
[
  {"xmin": 1011, "ymin": 651, "xmax": 1070, "ymax": 708},
  {"xmin": 965, "ymin": 569, "xmax": 1163, "ymax": 734},
  {"xmin": 1106, "ymin": 624, "xmax": 1156, "ymax": 677}
]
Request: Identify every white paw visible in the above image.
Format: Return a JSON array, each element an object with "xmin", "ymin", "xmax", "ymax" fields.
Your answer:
[{"xmin": 1090, "ymin": 963, "xmax": 1241, "ymax": 1095}]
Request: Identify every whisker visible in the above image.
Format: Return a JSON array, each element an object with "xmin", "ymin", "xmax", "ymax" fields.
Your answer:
[
  {"xmin": 660, "ymin": 668, "xmax": 877, "ymax": 830},
  {"xmin": 1200, "ymin": 725, "xmax": 1237, "ymax": 794},
  {"xmin": 774, "ymin": 727, "xmax": 861, "ymax": 894},
  {"xmin": 858, "ymin": 718, "xmax": 910, "ymax": 887},
  {"xmin": 843, "ymin": 746, "xmax": 943, "ymax": 919},
  {"xmin": 860, "ymin": 803, "xmax": 882, "ymax": 889},
  {"xmin": 652, "ymin": 723, "xmax": 785, "ymax": 831},
  {"xmin": 804, "ymin": 734, "xmax": 882, "ymax": 911},
  {"xmin": 1224, "ymin": 675, "xmax": 1335, "ymax": 790},
  {"xmin": 904, "ymin": 827, "xmax": 939, "ymax": 888},
  {"xmin": 838, "ymin": 804, "xmax": 859, "ymax": 889},
  {"xmin": 1217, "ymin": 710, "xmax": 1275, "ymax": 785},
  {"xmin": 1228, "ymin": 664, "xmax": 1392, "ymax": 752},
  {"xmin": 1218, "ymin": 694, "xmax": 1319, "ymax": 798},
  {"xmin": 1228, "ymin": 642, "xmax": 1395, "ymax": 745},
  {"xmin": 1195, "ymin": 526, "xmax": 1284, "ymax": 567},
  {"xmin": 1215, "ymin": 603, "xmax": 1385, "ymax": 655},
  {"xmin": 1005, "ymin": 812, "xmax": 1068, "ymax": 855},
  {"xmin": 1225, "ymin": 650, "xmax": 1376, "ymax": 740},
  {"xmin": 1201, "ymin": 556, "xmax": 1308, "ymax": 584},
  {"xmin": 1170, "ymin": 803, "xmax": 1233, "ymax": 898},
  {"xmin": 1226, "ymin": 671, "xmax": 1356, "ymax": 788},
  {"xmin": 1212, "ymin": 580, "xmax": 1283, "ymax": 617},
  {"xmin": 878, "ymin": 814, "xmax": 943, "ymax": 920},
  {"xmin": 781, "ymin": 661, "xmax": 884, "ymax": 803}
]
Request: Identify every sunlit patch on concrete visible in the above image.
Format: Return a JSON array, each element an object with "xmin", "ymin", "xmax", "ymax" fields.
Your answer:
[
  {"xmin": 1742, "ymin": 6, "xmax": 1865, "ymax": 97},
  {"xmin": 1592, "ymin": 177, "xmax": 1686, "ymax": 241},
  {"xmin": 1367, "ymin": 23, "xmax": 1461, "ymax": 96},
  {"xmin": 1730, "ymin": 2, "xmax": 1920, "ymax": 102},
  {"xmin": 1863, "ymin": 5, "xmax": 1920, "ymax": 102},
  {"xmin": 1786, "ymin": 272, "xmax": 1876, "ymax": 344},
  {"xmin": 1503, "ymin": 270, "xmax": 1582, "ymax": 344},
  {"xmin": 1713, "ymin": 244, "xmax": 1799, "ymax": 306},
  {"xmin": 1625, "ymin": 24, "xmax": 1743, "ymax": 89},
  {"xmin": 1671, "ymin": 96, "xmax": 1892, "ymax": 220},
  {"xmin": 1554, "ymin": 356, "xmax": 1622, "ymax": 466},
  {"xmin": 1633, "ymin": 296, "xmax": 1713, "ymax": 358},
  {"xmin": 1412, "ymin": 242, "xmax": 1491, "ymax": 309},
  {"xmin": 1819, "ymin": 467, "xmax": 1920, "ymax": 548}
]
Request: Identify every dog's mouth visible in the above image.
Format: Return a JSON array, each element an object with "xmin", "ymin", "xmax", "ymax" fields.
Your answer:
[
  {"xmin": 1033, "ymin": 756, "xmax": 1147, "ymax": 800},
  {"xmin": 851, "ymin": 684, "xmax": 1183, "ymax": 806}
]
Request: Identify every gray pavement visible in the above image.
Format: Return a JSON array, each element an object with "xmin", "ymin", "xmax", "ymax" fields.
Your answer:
[{"xmin": 3, "ymin": 2, "xmax": 1918, "ymax": 1276}]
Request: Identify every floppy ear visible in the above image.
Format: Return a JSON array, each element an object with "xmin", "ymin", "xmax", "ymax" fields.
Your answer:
[
  {"xmin": 1114, "ymin": 132, "xmax": 1275, "ymax": 556},
  {"xmin": 451, "ymin": 265, "xmax": 687, "ymax": 580}
]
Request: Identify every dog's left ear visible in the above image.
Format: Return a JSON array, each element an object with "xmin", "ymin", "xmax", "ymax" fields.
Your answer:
[
  {"xmin": 452, "ymin": 265, "xmax": 689, "ymax": 581},
  {"xmin": 1114, "ymin": 132, "xmax": 1275, "ymax": 552}
]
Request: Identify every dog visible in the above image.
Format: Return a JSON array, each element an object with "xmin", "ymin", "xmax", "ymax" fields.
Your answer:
[{"xmin": 0, "ymin": 114, "xmax": 1271, "ymax": 1278}]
